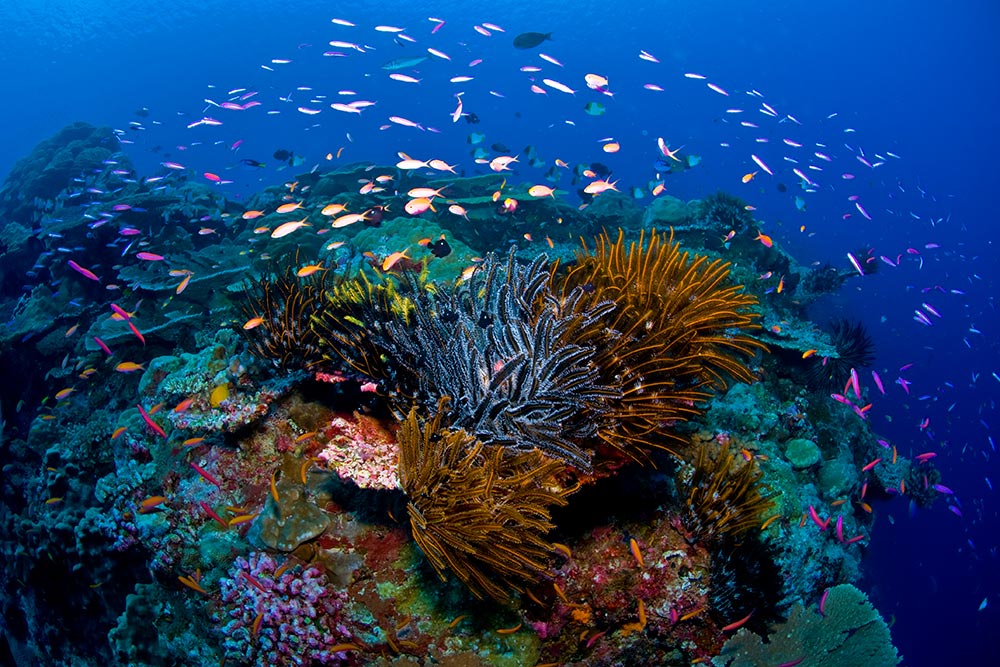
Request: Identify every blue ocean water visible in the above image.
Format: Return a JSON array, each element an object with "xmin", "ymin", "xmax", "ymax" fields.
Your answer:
[{"xmin": 1, "ymin": 1, "xmax": 997, "ymax": 665}]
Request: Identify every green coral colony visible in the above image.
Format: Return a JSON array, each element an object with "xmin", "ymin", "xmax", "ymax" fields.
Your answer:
[{"xmin": 0, "ymin": 123, "xmax": 917, "ymax": 666}]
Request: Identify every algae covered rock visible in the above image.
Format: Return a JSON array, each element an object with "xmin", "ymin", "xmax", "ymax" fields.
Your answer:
[
  {"xmin": 818, "ymin": 455, "xmax": 859, "ymax": 499},
  {"xmin": 784, "ymin": 438, "xmax": 821, "ymax": 469},
  {"xmin": 643, "ymin": 194, "xmax": 694, "ymax": 227}
]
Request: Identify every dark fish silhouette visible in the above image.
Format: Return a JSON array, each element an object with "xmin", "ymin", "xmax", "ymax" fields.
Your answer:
[
  {"xmin": 427, "ymin": 237, "xmax": 451, "ymax": 258},
  {"xmin": 513, "ymin": 32, "xmax": 552, "ymax": 49}
]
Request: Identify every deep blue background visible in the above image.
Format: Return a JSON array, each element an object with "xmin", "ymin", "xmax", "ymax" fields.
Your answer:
[{"xmin": 1, "ymin": 1, "xmax": 997, "ymax": 663}]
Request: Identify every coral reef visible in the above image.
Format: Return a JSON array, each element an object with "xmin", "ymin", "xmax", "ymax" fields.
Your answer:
[
  {"xmin": 214, "ymin": 552, "xmax": 351, "ymax": 667},
  {"xmin": 0, "ymin": 123, "xmax": 912, "ymax": 667}
]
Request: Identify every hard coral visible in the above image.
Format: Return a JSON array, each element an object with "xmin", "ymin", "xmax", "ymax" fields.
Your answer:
[
  {"xmin": 398, "ymin": 402, "xmax": 574, "ymax": 603},
  {"xmin": 215, "ymin": 551, "xmax": 351, "ymax": 667},
  {"xmin": 555, "ymin": 228, "xmax": 765, "ymax": 461}
]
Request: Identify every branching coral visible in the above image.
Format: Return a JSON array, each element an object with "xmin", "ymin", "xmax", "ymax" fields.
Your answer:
[
  {"xmin": 678, "ymin": 445, "xmax": 775, "ymax": 546},
  {"xmin": 239, "ymin": 256, "xmax": 331, "ymax": 371},
  {"xmin": 397, "ymin": 402, "xmax": 574, "ymax": 602},
  {"xmin": 215, "ymin": 552, "xmax": 351, "ymax": 667},
  {"xmin": 555, "ymin": 228, "xmax": 765, "ymax": 461}
]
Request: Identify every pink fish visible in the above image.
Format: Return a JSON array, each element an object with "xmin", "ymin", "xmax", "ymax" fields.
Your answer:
[
  {"xmin": 777, "ymin": 657, "xmax": 806, "ymax": 667},
  {"xmin": 808, "ymin": 505, "xmax": 829, "ymax": 530},
  {"xmin": 68, "ymin": 259, "xmax": 100, "ymax": 282},
  {"xmin": 110, "ymin": 303, "xmax": 131, "ymax": 320},
  {"xmin": 872, "ymin": 370, "xmax": 885, "ymax": 395},
  {"xmin": 835, "ymin": 515, "xmax": 844, "ymax": 543},
  {"xmin": 830, "ymin": 393, "xmax": 853, "ymax": 406},
  {"xmin": 93, "ymin": 336, "xmax": 113, "ymax": 355},
  {"xmin": 136, "ymin": 252, "xmax": 164, "ymax": 261},
  {"xmin": 819, "ymin": 588, "xmax": 830, "ymax": 616},
  {"xmin": 200, "ymin": 501, "xmax": 229, "ymax": 528},
  {"xmin": 750, "ymin": 154, "xmax": 773, "ymax": 176},
  {"xmin": 849, "ymin": 368, "xmax": 861, "ymax": 398},
  {"xmin": 128, "ymin": 321, "xmax": 146, "ymax": 346},
  {"xmin": 137, "ymin": 404, "xmax": 167, "ymax": 438},
  {"xmin": 706, "ymin": 82, "xmax": 729, "ymax": 96},
  {"xmin": 861, "ymin": 458, "xmax": 881, "ymax": 472},
  {"xmin": 855, "ymin": 201, "xmax": 872, "ymax": 220},
  {"xmin": 190, "ymin": 462, "xmax": 222, "ymax": 488},
  {"xmin": 846, "ymin": 252, "xmax": 864, "ymax": 276}
]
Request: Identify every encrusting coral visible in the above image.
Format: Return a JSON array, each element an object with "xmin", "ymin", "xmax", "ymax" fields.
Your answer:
[{"xmin": 397, "ymin": 401, "xmax": 575, "ymax": 603}]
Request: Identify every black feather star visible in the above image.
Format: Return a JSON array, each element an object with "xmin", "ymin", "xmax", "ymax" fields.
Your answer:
[{"xmin": 387, "ymin": 250, "xmax": 614, "ymax": 470}]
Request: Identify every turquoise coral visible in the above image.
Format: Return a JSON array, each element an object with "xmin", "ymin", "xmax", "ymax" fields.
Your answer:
[{"xmin": 713, "ymin": 584, "xmax": 900, "ymax": 666}]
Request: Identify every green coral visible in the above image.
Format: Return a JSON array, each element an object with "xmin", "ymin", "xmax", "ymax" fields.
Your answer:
[
  {"xmin": 714, "ymin": 584, "xmax": 900, "ymax": 667},
  {"xmin": 784, "ymin": 438, "xmax": 821, "ymax": 469}
]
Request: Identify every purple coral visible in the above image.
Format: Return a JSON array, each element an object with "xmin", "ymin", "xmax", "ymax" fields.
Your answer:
[{"xmin": 216, "ymin": 551, "xmax": 351, "ymax": 666}]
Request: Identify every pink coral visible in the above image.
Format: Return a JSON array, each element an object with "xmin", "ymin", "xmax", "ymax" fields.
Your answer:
[
  {"xmin": 316, "ymin": 415, "xmax": 399, "ymax": 490},
  {"xmin": 216, "ymin": 551, "xmax": 351, "ymax": 667}
]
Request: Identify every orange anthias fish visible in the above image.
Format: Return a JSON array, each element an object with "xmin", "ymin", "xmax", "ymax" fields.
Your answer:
[
  {"xmin": 296, "ymin": 264, "xmax": 324, "ymax": 277},
  {"xmin": 382, "ymin": 249, "xmax": 411, "ymax": 271},
  {"xmin": 754, "ymin": 232, "xmax": 773, "ymax": 248},
  {"xmin": 115, "ymin": 362, "xmax": 146, "ymax": 373}
]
